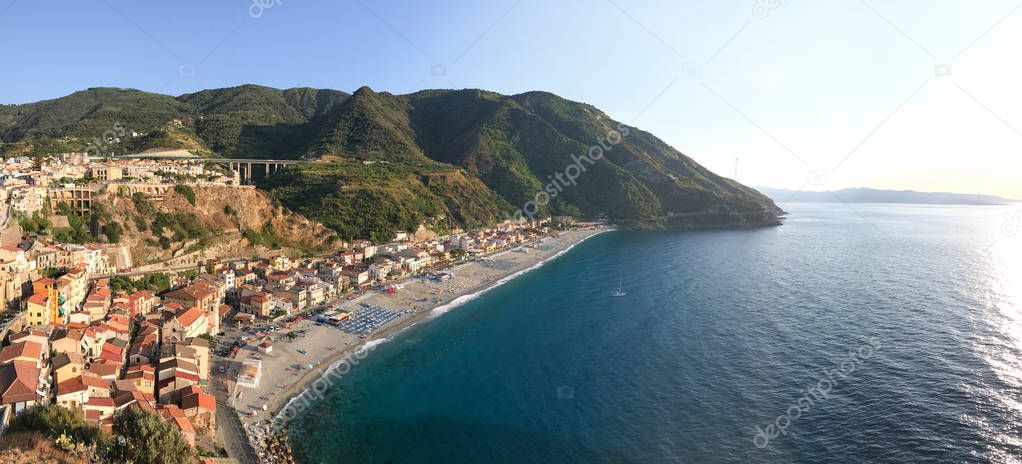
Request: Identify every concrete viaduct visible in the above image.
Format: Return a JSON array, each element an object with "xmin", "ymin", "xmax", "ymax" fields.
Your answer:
[
  {"xmin": 116, "ymin": 154, "xmax": 306, "ymax": 183},
  {"xmin": 205, "ymin": 158, "xmax": 304, "ymax": 183}
]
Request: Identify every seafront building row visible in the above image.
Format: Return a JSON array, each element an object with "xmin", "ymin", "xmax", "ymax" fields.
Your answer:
[
  {"xmin": 0, "ymin": 152, "xmax": 566, "ymax": 454},
  {"xmin": 0, "ymin": 227, "xmax": 555, "ymax": 447}
]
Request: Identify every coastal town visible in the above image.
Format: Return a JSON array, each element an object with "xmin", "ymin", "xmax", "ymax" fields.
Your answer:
[{"xmin": 0, "ymin": 150, "xmax": 600, "ymax": 463}]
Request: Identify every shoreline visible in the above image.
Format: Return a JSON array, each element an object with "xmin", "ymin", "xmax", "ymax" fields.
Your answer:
[{"xmin": 224, "ymin": 226, "xmax": 612, "ymax": 458}]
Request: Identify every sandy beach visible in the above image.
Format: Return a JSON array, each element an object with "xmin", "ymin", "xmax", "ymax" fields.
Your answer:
[{"xmin": 213, "ymin": 226, "xmax": 609, "ymax": 461}]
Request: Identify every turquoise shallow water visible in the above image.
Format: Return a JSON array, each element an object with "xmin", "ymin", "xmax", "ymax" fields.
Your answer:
[{"xmin": 289, "ymin": 203, "xmax": 1022, "ymax": 463}]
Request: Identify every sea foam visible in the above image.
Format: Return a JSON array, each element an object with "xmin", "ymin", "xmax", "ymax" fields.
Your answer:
[{"xmin": 428, "ymin": 230, "xmax": 608, "ymax": 318}]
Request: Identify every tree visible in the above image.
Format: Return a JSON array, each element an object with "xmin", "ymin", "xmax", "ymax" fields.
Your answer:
[
  {"xmin": 112, "ymin": 406, "xmax": 192, "ymax": 464},
  {"xmin": 132, "ymin": 192, "xmax": 156, "ymax": 216},
  {"xmin": 102, "ymin": 222, "xmax": 123, "ymax": 243},
  {"xmin": 174, "ymin": 184, "xmax": 196, "ymax": 206},
  {"xmin": 7, "ymin": 404, "xmax": 111, "ymax": 448}
]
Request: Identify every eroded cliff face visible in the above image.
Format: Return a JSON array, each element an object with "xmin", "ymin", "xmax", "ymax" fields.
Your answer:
[{"xmin": 98, "ymin": 185, "xmax": 339, "ymax": 266}]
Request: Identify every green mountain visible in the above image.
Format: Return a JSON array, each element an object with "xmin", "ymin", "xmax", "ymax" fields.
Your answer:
[{"xmin": 0, "ymin": 85, "xmax": 782, "ymax": 241}]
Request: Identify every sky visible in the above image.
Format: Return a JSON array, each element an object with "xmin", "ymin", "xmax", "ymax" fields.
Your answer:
[{"xmin": 0, "ymin": 0, "xmax": 1020, "ymax": 199}]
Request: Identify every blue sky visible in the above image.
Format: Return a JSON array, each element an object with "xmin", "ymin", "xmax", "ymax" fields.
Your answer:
[{"xmin": 1, "ymin": 0, "xmax": 1020, "ymax": 198}]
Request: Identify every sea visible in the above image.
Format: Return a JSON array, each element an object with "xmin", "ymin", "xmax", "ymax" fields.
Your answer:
[{"xmin": 288, "ymin": 203, "xmax": 1022, "ymax": 463}]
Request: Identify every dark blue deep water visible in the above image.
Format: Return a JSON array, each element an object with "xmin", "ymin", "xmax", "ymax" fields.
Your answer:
[{"xmin": 289, "ymin": 203, "xmax": 1022, "ymax": 463}]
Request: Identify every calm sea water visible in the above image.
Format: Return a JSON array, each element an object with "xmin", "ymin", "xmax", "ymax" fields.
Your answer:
[{"xmin": 289, "ymin": 203, "xmax": 1022, "ymax": 463}]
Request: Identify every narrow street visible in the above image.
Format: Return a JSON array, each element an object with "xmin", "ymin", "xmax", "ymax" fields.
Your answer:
[{"xmin": 214, "ymin": 377, "xmax": 259, "ymax": 464}]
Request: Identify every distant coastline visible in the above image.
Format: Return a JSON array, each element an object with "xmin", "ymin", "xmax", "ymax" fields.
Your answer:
[{"xmin": 757, "ymin": 187, "xmax": 1017, "ymax": 206}]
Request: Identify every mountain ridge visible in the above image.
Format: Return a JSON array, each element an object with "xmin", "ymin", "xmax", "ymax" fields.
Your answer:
[
  {"xmin": 758, "ymin": 187, "xmax": 1017, "ymax": 206},
  {"xmin": 1, "ymin": 85, "xmax": 782, "ymax": 240}
]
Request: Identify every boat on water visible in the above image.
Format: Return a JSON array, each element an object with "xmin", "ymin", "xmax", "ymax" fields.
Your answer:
[{"xmin": 611, "ymin": 280, "xmax": 627, "ymax": 297}]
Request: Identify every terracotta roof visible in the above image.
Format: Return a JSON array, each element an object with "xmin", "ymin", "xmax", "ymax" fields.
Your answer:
[
  {"xmin": 96, "ymin": 350, "xmax": 122, "ymax": 365},
  {"xmin": 174, "ymin": 306, "xmax": 205, "ymax": 327},
  {"xmin": 101, "ymin": 342, "xmax": 124, "ymax": 355},
  {"xmin": 56, "ymin": 376, "xmax": 87, "ymax": 395},
  {"xmin": 172, "ymin": 416, "xmax": 194, "ymax": 433},
  {"xmin": 164, "ymin": 285, "xmax": 213, "ymax": 303},
  {"xmin": 159, "ymin": 404, "xmax": 185, "ymax": 418},
  {"xmin": 85, "ymin": 397, "xmax": 115, "ymax": 408},
  {"xmin": 158, "ymin": 359, "xmax": 198, "ymax": 374},
  {"xmin": 85, "ymin": 363, "xmax": 119, "ymax": 378},
  {"xmin": 123, "ymin": 368, "xmax": 155, "ymax": 382},
  {"xmin": 175, "ymin": 371, "xmax": 200, "ymax": 383},
  {"xmin": 0, "ymin": 361, "xmax": 41, "ymax": 404},
  {"xmin": 163, "ymin": 302, "xmax": 183, "ymax": 312},
  {"xmin": 129, "ymin": 290, "xmax": 155, "ymax": 300},
  {"xmin": 52, "ymin": 352, "xmax": 84, "ymax": 370},
  {"xmin": 26, "ymin": 293, "xmax": 48, "ymax": 305},
  {"xmin": 0, "ymin": 341, "xmax": 42, "ymax": 364},
  {"xmin": 132, "ymin": 400, "xmax": 158, "ymax": 413},
  {"xmin": 113, "ymin": 379, "xmax": 139, "ymax": 394},
  {"xmin": 181, "ymin": 391, "xmax": 216, "ymax": 412},
  {"xmin": 82, "ymin": 375, "xmax": 111, "ymax": 390}
]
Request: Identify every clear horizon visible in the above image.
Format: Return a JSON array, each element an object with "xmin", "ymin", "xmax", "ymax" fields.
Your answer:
[{"xmin": 1, "ymin": 0, "xmax": 1019, "ymax": 198}]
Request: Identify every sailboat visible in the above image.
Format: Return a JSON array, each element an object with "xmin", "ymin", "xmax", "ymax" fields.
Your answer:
[{"xmin": 611, "ymin": 280, "xmax": 627, "ymax": 297}]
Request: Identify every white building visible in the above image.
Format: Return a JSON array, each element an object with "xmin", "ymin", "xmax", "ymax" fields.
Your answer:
[{"xmin": 219, "ymin": 270, "xmax": 236, "ymax": 292}]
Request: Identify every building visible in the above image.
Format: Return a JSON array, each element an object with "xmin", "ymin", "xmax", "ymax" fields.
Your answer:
[
  {"xmin": 340, "ymin": 266, "xmax": 370, "ymax": 287},
  {"xmin": 126, "ymin": 290, "xmax": 160, "ymax": 317},
  {"xmin": 163, "ymin": 284, "xmax": 218, "ymax": 334},
  {"xmin": 49, "ymin": 185, "xmax": 96, "ymax": 214},
  {"xmin": 55, "ymin": 376, "xmax": 90, "ymax": 409},
  {"xmin": 123, "ymin": 365, "xmax": 156, "ymax": 393},
  {"xmin": 24, "ymin": 293, "xmax": 51, "ymax": 326},
  {"xmin": 237, "ymin": 360, "xmax": 261, "ymax": 388},
  {"xmin": 0, "ymin": 361, "xmax": 42, "ymax": 414},
  {"xmin": 161, "ymin": 306, "xmax": 209, "ymax": 344},
  {"xmin": 180, "ymin": 386, "xmax": 216, "ymax": 433},
  {"xmin": 87, "ymin": 164, "xmax": 123, "ymax": 181},
  {"xmin": 8, "ymin": 186, "xmax": 46, "ymax": 214},
  {"xmin": 51, "ymin": 352, "xmax": 85, "ymax": 384},
  {"xmin": 50, "ymin": 329, "xmax": 85, "ymax": 355},
  {"xmin": 0, "ymin": 341, "xmax": 43, "ymax": 368},
  {"xmin": 240, "ymin": 292, "xmax": 272, "ymax": 318}
]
